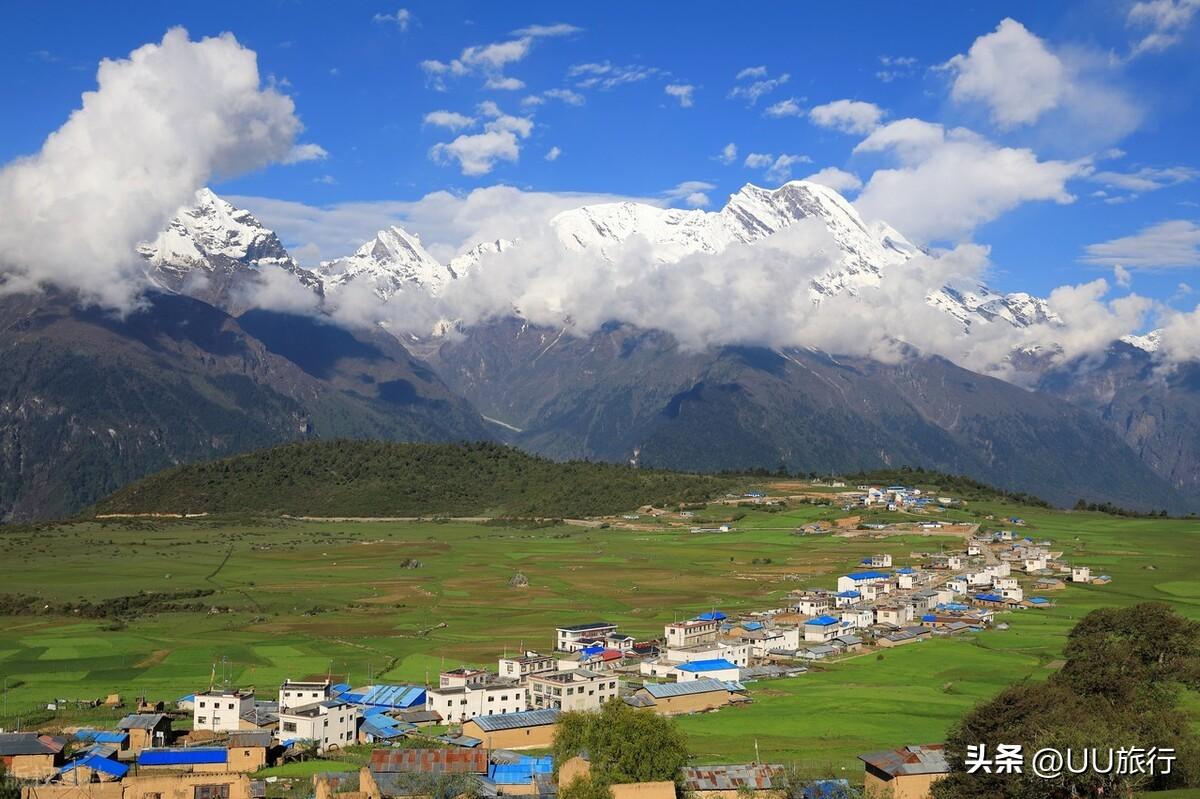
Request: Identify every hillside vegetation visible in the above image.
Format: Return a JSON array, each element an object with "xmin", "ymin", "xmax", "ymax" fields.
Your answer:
[{"xmin": 91, "ymin": 440, "xmax": 742, "ymax": 518}]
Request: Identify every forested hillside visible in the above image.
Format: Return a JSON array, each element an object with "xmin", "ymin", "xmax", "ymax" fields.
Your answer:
[{"xmin": 92, "ymin": 440, "xmax": 743, "ymax": 518}]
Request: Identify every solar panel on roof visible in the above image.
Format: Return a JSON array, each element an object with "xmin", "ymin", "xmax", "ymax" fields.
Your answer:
[{"xmin": 468, "ymin": 709, "xmax": 560, "ymax": 732}]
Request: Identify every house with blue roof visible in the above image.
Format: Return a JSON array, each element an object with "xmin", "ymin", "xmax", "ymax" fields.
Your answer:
[
  {"xmin": 486, "ymin": 755, "xmax": 554, "ymax": 790},
  {"xmin": 676, "ymin": 658, "xmax": 740, "ymax": 682},
  {"xmin": 833, "ymin": 590, "xmax": 861, "ymax": 608},
  {"xmin": 138, "ymin": 748, "xmax": 228, "ymax": 770},
  {"xmin": 803, "ymin": 615, "xmax": 842, "ymax": 642},
  {"xmin": 836, "ymin": 571, "xmax": 890, "ymax": 593}
]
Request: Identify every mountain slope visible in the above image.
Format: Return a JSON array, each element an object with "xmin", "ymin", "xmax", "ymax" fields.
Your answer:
[
  {"xmin": 91, "ymin": 440, "xmax": 740, "ymax": 518},
  {"xmin": 318, "ymin": 226, "xmax": 457, "ymax": 299},
  {"xmin": 1036, "ymin": 341, "xmax": 1200, "ymax": 496},
  {"xmin": 429, "ymin": 318, "xmax": 1187, "ymax": 512},
  {"xmin": 0, "ymin": 290, "xmax": 489, "ymax": 521}
]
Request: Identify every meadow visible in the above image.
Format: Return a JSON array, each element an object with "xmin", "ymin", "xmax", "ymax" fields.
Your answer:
[{"xmin": 0, "ymin": 497, "xmax": 1197, "ymax": 779}]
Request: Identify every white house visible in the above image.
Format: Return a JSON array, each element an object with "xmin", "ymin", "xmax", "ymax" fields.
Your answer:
[
  {"xmin": 862, "ymin": 554, "xmax": 893, "ymax": 568},
  {"xmin": 836, "ymin": 570, "xmax": 891, "ymax": 593},
  {"xmin": 527, "ymin": 669, "xmax": 618, "ymax": 712},
  {"xmin": 841, "ymin": 608, "xmax": 874, "ymax": 629},
  {"xmin": 992, "ymin": 577, "xmax": 1018, "ymax": 591},
  {"xmin": 664, "ymin": 618, "xmax": 719, "ymax": 649},
  {"xmin": 1071, "ymin": 566, "xmax": 1092, "ymax": 583},
  {"xmin": 278, "ymin": 699, "xmax": 358, "ymax": 752},
  {"xmin": 1001, "ymin": 586, "xmax": 1024, "ymax": 602},
  {"xmin": 425, "ymin": 670, "xmax": 527, "ymax": 723},
  {"xmin": 793, "ymin": 593, "xmax": 833, "ymax": 616},
  {"xmin": 675, "ymin": 659, "xmax": 741, "ymax": 683},
  {"xmin": 1024, "ymin": 557, "xmax": 1048, "ymax": 573},
  {"xmin": 499, "ymin": 652, "xmax": 557, "ymax": 682},
  {"xmin": 193, "ymin": 690, "xmax": 254, "ymax": 732},
  {"xmin": 946, "ymin": 577, "xmax": 968, "ymax": 594},
  {"xmin": 556, "ymin": 622, "xmax": 619, "ymax": 652},
  {"xmin": 279, "ymin": 680, "xmax": 332, "ymax": 712}
]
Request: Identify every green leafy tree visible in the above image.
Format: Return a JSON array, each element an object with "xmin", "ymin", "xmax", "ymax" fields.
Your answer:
[{"xmin": 553, "ymin": 700, "xmax": 690, "ymax": 787}]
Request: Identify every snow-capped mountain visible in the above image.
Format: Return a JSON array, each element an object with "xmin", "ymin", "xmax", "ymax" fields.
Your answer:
[
  {"xmin": 1121, "ymin": 330, "xmax": 1162, "ymax": 353},
  {"xmin": 317, "ymin": 226, "xmax": 456, "ymax": 299},
  {"xmin": 449, "ymin": 238, "xmax": 514, "ymax": 277},
  {"xmin": 549, "ymin": 180, "xmax": 1056, "ymax": 331},
  {"xmin": 138, "ymin": 188, "xmax": 321, "ymax": 310}
]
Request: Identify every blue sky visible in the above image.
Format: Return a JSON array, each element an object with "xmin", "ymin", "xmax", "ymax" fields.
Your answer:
[{"xmin": 3, "ymin": 1, "xmax": 1199, "ymax": 303}]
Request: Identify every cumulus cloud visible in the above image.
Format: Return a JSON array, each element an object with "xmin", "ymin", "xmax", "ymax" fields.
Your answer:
[
  {"xmin": 543, "ymin": 88, "xmax": 585, "ymax": 105},
  {"xmin": 803, "ymin": 167, "xmax": 863, "ymax": 193},
  {"xmin": 716, "ymin": 142, "xmax": 738, "ymax": 165},
  {"xmin": 423, "ymin": 110, "xmax": 476, "ymax": 131},
  {"xmin": 662, "ymin": 181, "xmax": 715, "ymax": 208},
  {"xmin": 853, "ymin": 119, "xmax": 1082, "ymax": 242},
  {"xmin": 545, "ymin": 146, "xmax": 562, "ymax": 162},
  {"xmin": 1081, "ymin": 220, "xmax": 1200, "ymax": 268},
  {"xmin": 664, "ymin": 83, "xmax": 695, "ymax": 107},
  {"xmin": 763, "ymin": 98, "xmax": 803, "ymax": 118},
  {"xmin": 728, "ymin": 68, "xmax": 789, "ymax": 104},
  {"xmin": 1127, "ymin": 0, "xmax": 1200, "ymax": 57},
  {"xmin": 0, "ymin": 28, "xmax": 308, "ymax": 310},
  {"xmin": 428, "ymin": 102, "xmax": 533, "ymax": 176},
  {"xmin": 283, "ymin": 142, "xmax": 328, "ymax": 163},
  {"xmin": 484, "ymin": 75, "xmax": 525, "ymax": 91},
  {"xmin": 940, "ymin": 18, "xmax": 1142, "ymax": 146},
  {"xmin": 808, "ymin": 99, "xmax": 884, "ymax": 134}
]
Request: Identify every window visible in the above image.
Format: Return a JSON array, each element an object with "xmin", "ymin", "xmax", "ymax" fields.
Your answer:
[
  {"xmin": 194, "ymin": 786, "xmax": 230, "ymax": 799},
  {"xmin": 199, "ymin": 701, "xmax": 206, "ymax": 708},
  {"xmin": 198, "ymin": 717, "xmax": 208, "ymax": 724},
  {"xmin": 282, "ymin": 722, "xmax": 297, "ymax": 733}
]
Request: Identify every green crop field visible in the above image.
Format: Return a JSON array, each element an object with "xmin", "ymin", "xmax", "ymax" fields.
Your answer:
[{"xmin": 1, "ymin": 496, "xmax": 1197, "ymax": 780}]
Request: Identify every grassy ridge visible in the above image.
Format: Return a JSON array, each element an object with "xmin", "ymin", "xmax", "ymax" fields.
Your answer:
[{"xmin": 90, "ymin": 440, "xmax": 742, "ymax": 518}]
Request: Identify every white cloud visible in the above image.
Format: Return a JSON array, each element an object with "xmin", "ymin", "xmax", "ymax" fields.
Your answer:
[
  {"xmin": 230, "ymin": 185, "xmax": 651, "ymax": 265},
  {"xmin": 485, "ymin": 75, "xmax": 526, "ymax": 90},
  {"xmin": 854, "ymin": 119, "xmax": 1081, "ymax": 242},
  {"xmin": 429, "ymin": 102, "xmax": 533, "ymax": 176},
  {"xmin": 543, "ymin": 88, "xmax": 584, "ymax": 105},
  {"xmin": 421, "ymin": 23, "xmax": 577, "ymax": 90},
  {"xmin": 1114, "ymin": 264, "xmax": 1133, "ymax": 287},
  {"xmin": 662, "ymin": 180, "xmax": 715, "ymax": 208},
  {"xmin": 520, "ymin": 95, "xmax": 545, "ymax": 107},
  {"xmin": 512, "ymin": 23, "xmax": 582, "ymax": 38},
  {"xmin": 716, "ymin": 142, "xmax": 738, "ymax": 165},
  {"xmin": 763, "ymin": 98, "xmax": 803, "ymax": 118},
  {"xmin": 744, "ymin": 153, "xmax": 812, "ymax": 183},
  {"xmin": 372, "ymin": 8, "xmax": 413, "ymax": 31},
  {"xmin": 0, "ymin": 28, "xmax": 306, "ymax": 310},
  {"xmin": 314, "ymin": 174, "xmax": 337, "ymax": 185},
  {"xmin": 1127, "ymin": 0, "xmax": 1200, "ymax": 57},
  {"xmin": 283, "ymin": 142, "xmax": 328, "ymax": 163},
  {"xmin": 423, "ymin": 110, "xmax": 476, "ymax": 131},
  {"xmin": 940, "ymin": 17, "xmax": 1142, "ymax": 145},
  {"xmin": 808, "ymin": 99, "xmax": 884, "ymax": 134},
  {"xmin": 1088, "ymin": 165, "xmax": 1198, "ymax": 192},
  {"xmin": 735, "ymin": 66, "xmax": 768, "ymax": 80},
  {"xmin": 942, "ymin": 18, "xmax": 1065, "ymax": 128},
  {"xmin": 665, "ymin": 83, "xmax": 695, "ymax": 107},
  {"xmin": 545, "ymin": 146, "xmax": 562, "ymax": 162},
  {"xmin": 876, "ymin": 55, "xmax": 917, "ymax": 82},
  {"xmin": 728, "ymin": 69, "xmax": 789, "ymax": 104},
  {"xmin": 1081, "ymin": 220, "xmax": 1200, "ymax": 268},
  {"xmin": 568, "ymin": 61, "xmax": 661, "ymax": 90},
  {"xmin": 803, "ymin": 167, "xmax": 863, "ymax": 193}
]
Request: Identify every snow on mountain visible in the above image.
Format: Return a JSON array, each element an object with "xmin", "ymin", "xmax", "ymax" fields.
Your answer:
[
  {"xmin": 1121, "ymin": 330, "xmax": 1162, "ymax": 353},
  {"xmin": 138, "ymin": 188, "xmax": 321, "ymax": 305},
  {"xmin": 449, "ymin": 238, "xmax": 515, "ymax": 278},
  {"xmin": 317, "ymin": 226, "xmax": 455, "ymax": 299},
  {"xmin": 550, "ymin": 180, "xmax": 1055, "ymax": 332}
]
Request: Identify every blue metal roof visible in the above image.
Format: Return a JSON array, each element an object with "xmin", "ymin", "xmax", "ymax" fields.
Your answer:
[
  {"xmin": 73, "ymin": 730, "xmax": 128, "ymax": 745},
  {"xmin": 1029, "ymin": 597, "xmax": 1051, "ymax": 604},
  {"xmin": 358, "ymin": 684, "xmax": 426, "ymax": 709},
  {"xmin": 580, "ymin": 645, "xmax": 605, "ymax": 657},
  {"xmin": 974, "ymin": 593, "xmax": 1003, "ymax": 602},
  {"xmin": 677, "ymin": 659, "xmax": 738, "ymax": 672},
  {"xmin": 62, "ymin": 756, "xmax": 129, "ymax": 778},
  {"xmin": 139, "ymin": 748, "xmax": 227, "ymax": 766},
  {"xmin": 835, "ymin": 590, "xmax": 861, "ymax": 598},
  {"xmin": 331, "ymin": 683, "xmax": 351, "ymax": 695},
  {"xmin": 846, "ymin": 570, "xmax": 889, "ymax": 581},
  {"xmin": 922, "ymin": 614, "xmax": 937, "ymax": 622},
  {"xmin": 361, "ymin": 716, "xmax": 414, "ymax": 740},
  {"xmin": 741, "ymin": 621, "xmax": 763, "ymax": 631},
  {"xmin": 807, "ymin": 615, "xmax": 840, "ymax": 626},
  {"xmin": 896, "ymin": 567, "xmax": 916, "ymax": 574},
  {"xmin": 694, "ymin": 611, "xmax": 727, "ymax": 621},
  {"xmin": 488, "ymin": 756, "xmax": 553, "ymax": 785}
]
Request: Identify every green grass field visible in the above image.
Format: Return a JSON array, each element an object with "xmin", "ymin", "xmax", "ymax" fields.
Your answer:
[{"xmin": 1, "ymin": 498, "xmax": 1197, "ymax": 779}]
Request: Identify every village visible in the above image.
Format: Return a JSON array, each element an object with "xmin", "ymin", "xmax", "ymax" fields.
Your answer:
[{"xmin": 1, "ymin": 485, "xmax": 1112, "ymax": 799}]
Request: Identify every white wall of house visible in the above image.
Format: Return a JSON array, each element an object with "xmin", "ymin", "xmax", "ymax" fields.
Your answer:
[
  {"xmin": 425, "ymin": 684, "xmax": 527, "ymax": 724},
  {"xmin": 193, "ymin": 692, "xmax": 254, "ymax": 732},
  {"xmin": 278, "ymin": 702, "xmax": 358, "ymax": 752}
]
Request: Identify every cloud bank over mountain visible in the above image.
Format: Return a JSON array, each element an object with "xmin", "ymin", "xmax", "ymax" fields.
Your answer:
[{"xmin": 0, "ymin": 28, "xmax": 317, "ymax": 310}]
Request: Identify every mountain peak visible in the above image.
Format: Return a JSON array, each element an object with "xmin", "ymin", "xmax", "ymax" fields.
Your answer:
[{"xmin": 318, "ymin": 224, "xmax": 455, "ymax": 298}]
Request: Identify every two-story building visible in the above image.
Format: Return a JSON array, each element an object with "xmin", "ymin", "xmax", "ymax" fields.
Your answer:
[
  {"xmin": 527, "ymin": 669, "xmax": 619, "ymax": 712},
  {"xmin": 425, "ymin": 669, "xmax": 527, "ymax": 723},
  {"xmin": 498, "ymin": 651, "xmax": 558, "ymax": 682},
  {"xmin": 279, "ymin": 680, "xmax": 332, "ymax": 712},
  {"xmin": 555, "ymin": 622, "xmax": 618, "ymax": 652},
  {"xmin": 193, "ymin": 690, "xmax": 255, "ymax": 732},
  {"xmin": 278, "ymin": 699, "xmax": 358, "ymax": 752}
]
